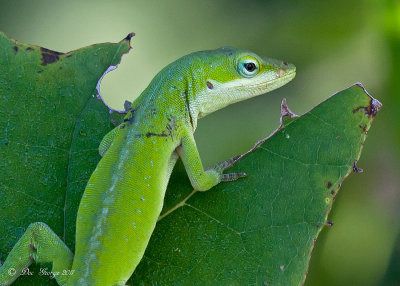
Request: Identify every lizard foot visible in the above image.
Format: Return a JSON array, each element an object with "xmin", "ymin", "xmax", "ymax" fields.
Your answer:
[{"xmin": 214, "ymin": 155, "xmax": 247, "ymax": 182}]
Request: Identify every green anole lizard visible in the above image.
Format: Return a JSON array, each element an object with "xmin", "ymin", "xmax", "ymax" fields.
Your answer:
[{"xmin": 0, "ymin": 47, "xmax": 295, "ymax": 285}]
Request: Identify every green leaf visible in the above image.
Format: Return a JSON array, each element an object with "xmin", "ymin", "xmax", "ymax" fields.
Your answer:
[
  {"xmin": 129, "ymin": 84, "xmax": 381, "ymax": 285},
  {"xmin": 0, "ymin": 31, "xmax": 131, "ymax": 285},
  {"xmin": 0, "ymin": 30, "xmax": 381, "ymax": 285}
]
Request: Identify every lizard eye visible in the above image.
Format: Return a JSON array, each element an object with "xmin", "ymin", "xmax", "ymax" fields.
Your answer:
[
  {"xmin": 244, "ymin": 62, "xmax": 256, "ymax": 72},
  {"xmin": 237, "ymin": 58, "xmax": 259, "ymax": 78}
]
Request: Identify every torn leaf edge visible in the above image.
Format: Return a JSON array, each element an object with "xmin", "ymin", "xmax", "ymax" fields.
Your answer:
[
  {"xmin": 219, "ymin": 82, "xmax": 382, "ymax": 285},
  {"xmin": 228, "ymin": 82, "xmax": 382, "ymax": 167},
  {"xmin": 95, "ymin": 32, "xmax": 135, "ymax": 114}
]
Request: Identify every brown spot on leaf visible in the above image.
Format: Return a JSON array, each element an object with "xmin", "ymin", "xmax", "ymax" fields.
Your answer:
[
  {"xmin": 331, "ymin": 190, "xmax": 335, "ymax": 195},
  {"xmin": 359, "ymin": 124, "xmax": 368, "ymax": 134},
  {"xmin": 352, "ymin": 98, "xmax": 382, "ymax": 118},
  {"xmin": 368, "ymin": 98, "xmax": 382, "ymax": 117},
  {"xmin": 327, "ymin": 181, "xmax": 332, "ymax": 188},
  {"xmin": 40, "ymin": 47, "xmax": 64, "ymax": 66},
  {"xmin": 124, "ymin": 100, "xmax": 132, "ymax": 112},
  {"xmin": 13, "ymin": 46, "xmax": 18, "ymax": 53},
  {"xmin": 353, "ymin": 160, "xmax": 363, "ymax": 173},
  {"xmin": 26, "ymin": 47, "xmax": 34, "ymax": 51},
  {"xmin": 125, "ymin": 32, "xmax": 135, "ymax": 41}
]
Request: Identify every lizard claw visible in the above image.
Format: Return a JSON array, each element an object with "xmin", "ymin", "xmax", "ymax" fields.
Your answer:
[
  {"xmin": 212, "ymin": 155, "xmax": 246, "ymax": 182},
  {"xmin": 221, "ymin": 172, "xmax": 247, "ymax": 182},
  {"xmin": 215, "ymin": 155, "xmax": 241, "ymax": 171}
]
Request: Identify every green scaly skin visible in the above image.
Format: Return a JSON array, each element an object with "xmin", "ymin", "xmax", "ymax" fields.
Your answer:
[{"xmin": 0, "ymin": 47, "xmax": 295, "ymax": 285}]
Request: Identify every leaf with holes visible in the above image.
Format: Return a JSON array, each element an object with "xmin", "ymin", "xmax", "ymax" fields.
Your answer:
[
  {"xmin": 0, "ymin": 30, "xmax": 381, "ymax": 285},
  {"xmin": 0, "ymin": 31, "xmax": 130, "ymax": 285}
]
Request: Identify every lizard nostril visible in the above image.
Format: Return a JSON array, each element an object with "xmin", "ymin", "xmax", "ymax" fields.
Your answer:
[
  {"xmin": 283, "ymin": 62, "xmax": 288, "ymax": 66},
  {"xmin": 277, "ymin": 68, "xmax": 288, "ymax": 78},
  {"xmin": 206, "ymin": 81, "xmax": 214, "ymax": 89}
]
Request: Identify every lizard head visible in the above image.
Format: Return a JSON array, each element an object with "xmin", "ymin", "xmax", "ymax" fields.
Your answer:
[{"xmin": 186, "ymin": 47, "xmax": 296, "ymax": 121}]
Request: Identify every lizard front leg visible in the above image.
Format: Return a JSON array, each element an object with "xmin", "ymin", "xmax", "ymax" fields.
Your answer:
[
  {"xmin": 0, "ymin": 222, "xmax": 73, "ymax": 285},
  {"xmin": 176, "ymin": 131, "xmax": 246, "ymax": 192}
]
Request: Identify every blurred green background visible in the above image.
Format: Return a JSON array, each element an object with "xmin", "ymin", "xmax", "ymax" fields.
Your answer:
[{"xmin": 0, "ymin": 0, "xmax": 399, "ymax": 285}]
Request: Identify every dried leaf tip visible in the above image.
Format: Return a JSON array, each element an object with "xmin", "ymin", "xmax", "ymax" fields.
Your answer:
[
  {"xmin": 355, "ymin": 82, "xmax": 382, "ymax": 117},
  {"xmin": 280, "ymin": 98, "xmax": 298, "ymax": 124},
  {"xmin": 353, "ymin": 160, "xmax": 364, "ymax": 173},
  {"xmin": 369, "ymin": 98, "xmax": 382, "ymax": 117},
  {"xmin": 125, "ymin": 32, "xmax": 135, "ymax": 41}
]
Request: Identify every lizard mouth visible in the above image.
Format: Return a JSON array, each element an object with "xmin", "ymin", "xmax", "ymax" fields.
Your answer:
[
  {"xmin": 240, "ymin": 69, "xmax": 296, "ymax": 90},
  {"xmin": 265, "ymin": 69, "xmax": 296, "ymax": 88},
  {"xmin": 266, "ymin": 70, "xmax": 296, "ymax": 85}
]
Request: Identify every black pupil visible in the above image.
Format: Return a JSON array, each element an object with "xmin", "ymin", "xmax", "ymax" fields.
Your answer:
[{"xmin": 244, "ymin": 62, "xmax": 256, "ymax": 72}]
